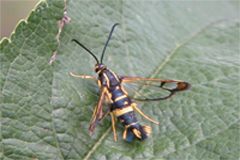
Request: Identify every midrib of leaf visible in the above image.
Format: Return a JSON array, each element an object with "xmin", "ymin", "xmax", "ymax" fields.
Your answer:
[
  {"xmin": 84, "ymin": 127, "xmax": 112, "ymax": 160},
  {"xmin": 82, "ymin": 14, "xmax": 232, "ymax": 160}
]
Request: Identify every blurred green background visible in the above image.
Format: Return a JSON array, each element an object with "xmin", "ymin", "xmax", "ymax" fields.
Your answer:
[{"xmin": 0, "ymin": 0, "xmax": 39, "ymax": 39}]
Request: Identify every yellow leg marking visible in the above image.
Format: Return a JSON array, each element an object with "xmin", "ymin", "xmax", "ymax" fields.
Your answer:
[
  {"xmin": 132, "ymin": 103, "xmax": 159, "ymax": 124},
  {"xmin": 123, "ymin": 129, "xmax": 127, "ymax": 140},
  {"xmin": 70, "ymin": 72, "xmax": 97, "ymax": 83},
  {"xmin": 110, "ymin": 112, "xmax": 117, "ymax": 142}
]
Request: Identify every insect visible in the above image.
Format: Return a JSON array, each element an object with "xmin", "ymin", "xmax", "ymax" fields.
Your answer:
[{"xmin": 70, "ymin": 23, "xmax": 191, "ymax": 142}]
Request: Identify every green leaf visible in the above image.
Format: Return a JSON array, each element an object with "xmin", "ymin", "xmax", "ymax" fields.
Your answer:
[{"xmin": 1, "ymin": 1, "xmax": 239, "ymax": 159}]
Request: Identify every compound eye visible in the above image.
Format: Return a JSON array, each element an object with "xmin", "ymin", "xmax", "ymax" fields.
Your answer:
[
  {"xmin": 95, "ymin": 68, "xmax": 99, "ymax": 73},
  {"xmin": 94, "ymin": 64, "xmax": 100, "ymax": 72},
  {"xmin": 94, "ymin": 64, "xmax": 106, "ymax": 73}
]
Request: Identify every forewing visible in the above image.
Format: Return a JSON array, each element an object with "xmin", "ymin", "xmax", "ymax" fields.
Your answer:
[
  {"xmin": 89, "ymin": 86, "xmax": 108, "ymax": 135},
  {"xmin": 120, "ymin": 76, "xmax": 191, "ymax": 101}
]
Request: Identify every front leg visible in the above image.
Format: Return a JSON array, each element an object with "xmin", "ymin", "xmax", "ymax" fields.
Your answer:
[{"xmin": 70, "ymin": 72, "xmax": 98, "ymax": 83}]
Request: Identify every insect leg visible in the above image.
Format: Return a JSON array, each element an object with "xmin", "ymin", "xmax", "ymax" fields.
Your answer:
[
  {"xmin": 132, "ymin": 103, "xmax": 159, "ymax": 124},
  {"xmin": 99, "ymin": 109, "xmax": 110, "ymax": 122},
  {"xmin": 70, "ymin": 72, "xmax": 97, "ymax": 83},
  {"xmin": 110, "ymin": 112, "xmax": 118, "ymax": 142}
]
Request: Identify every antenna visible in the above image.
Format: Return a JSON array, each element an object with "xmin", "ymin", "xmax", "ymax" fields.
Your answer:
[
  {"xmin": 71, "ymin": 23, "xmax": 120, "ymax": 64},
  {"xmin": 100, "ymin": 23, "xmax": 120, "ymax": 63},
  {"xmin": 71, "ymin": 39, "xmax": 99, "ymax": 64}
]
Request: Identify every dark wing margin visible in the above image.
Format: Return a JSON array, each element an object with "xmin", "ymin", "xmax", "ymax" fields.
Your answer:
[
  {"xmin": 120, "ymin": 76, "xmax": 191, "ymax": 101},
  {"xmin": 89, "ymin": 86, "xmax": 108, "ymax": 135}
]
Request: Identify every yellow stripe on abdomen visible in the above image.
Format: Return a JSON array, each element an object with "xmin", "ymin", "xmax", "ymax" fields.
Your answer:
[
  {"xmin": 114, "ymin": 94, "xmax": 127, "ymax": 102},
  {"xmin": 112, "ymin": 106, "xmax": 134, "ymax": 117}
]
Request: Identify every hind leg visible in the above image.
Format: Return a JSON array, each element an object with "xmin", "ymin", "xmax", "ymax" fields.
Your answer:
[
  {"xmin": 132, "ymin": 103, "xmax": 159, "ymax": 124},
  {"xmin": 110, "ymin": 112, "xmax": 117, "ymax": 142}
]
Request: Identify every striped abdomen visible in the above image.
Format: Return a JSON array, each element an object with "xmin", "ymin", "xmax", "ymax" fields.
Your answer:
[
  {"xmin": 100, "ymin": 69, "xmax": 151, "ymax": 142},
  {"xmin": 109, "ymin": 85, "xmax": 151, "ymax": 142}
]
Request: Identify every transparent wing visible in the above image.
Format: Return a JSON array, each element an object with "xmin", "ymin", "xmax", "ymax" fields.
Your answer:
[
  {"xmin": 89, "ymin": 86, "xmax": 108, "ymax": 135},
  {"xmin": 120, "ymin": 76, "xmax": 191, "ymax": 101}
]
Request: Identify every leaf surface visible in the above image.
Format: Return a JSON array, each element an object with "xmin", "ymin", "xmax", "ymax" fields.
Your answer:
[{"xmin": 0, "ymin": 1, "xmax": 239, "ymax": 159}]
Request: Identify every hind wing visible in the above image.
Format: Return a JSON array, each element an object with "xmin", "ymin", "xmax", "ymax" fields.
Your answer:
[{"xmin": 120, "ymin": 76, "xmax": 191, "ymax": 101}]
